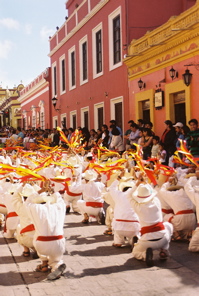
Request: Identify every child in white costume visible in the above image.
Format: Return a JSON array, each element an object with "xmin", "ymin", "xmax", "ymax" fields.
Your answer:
[
  {"xmin": 184, "ymin": 175, "xmax": 199, "ymax": 252},
  {"xmin": 76, "ymin": 169, "xmax": 104, "ymax": 223},
  {"xmin": 12, "ymin": 183, "xmax": 38, "ymax": 257},
  {"xmin": 26, "ymin": 191, "xmax": 66, "ymax": 280},
  {"xmin": 159, "ymin": 181, "xmax": 196, "ymax": 240},
  {"xmin": 3, "ymin": 183, "xmax": 20, "ymax": 238},
  {"xmin": 108, "ymin": 178, "xmax": 140, "ymax": 247},
  {"xmin": 127, "ymin": 183, "xmax": 173, "ymax": 266}
]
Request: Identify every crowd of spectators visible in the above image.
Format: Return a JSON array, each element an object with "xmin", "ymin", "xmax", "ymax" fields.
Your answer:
[{"xmin": 0, "ymin": 117, "xmax": 199, "ymax": 166}]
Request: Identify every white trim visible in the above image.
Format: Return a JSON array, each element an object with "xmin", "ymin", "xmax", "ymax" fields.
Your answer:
[
  {"xmin": 88, "ymin": 0, "xmax": 91, "ymax": 13},
  {"xmin": 59, "ymin": 54, "xmax": 66, "ymax": 95},
  {"xmin": 92, "ymin": 23, "xmax": 103, "ymax": 79},
  {"xmin": 108, "ymin": 6, "xmax": 122, "ymax": 71},
  {"xmin": 52, "ymin": 62, "xmax": 57, "ymax": 97},
  {"xmin": 81, "ymin": 106, "xmax": 89, "ymax": 129},
  {"xmin": 68, "ymin": 45, "xmax": 76, "ymax": 90},
  {"xmin": 53, "ymin": 116, "xmax": 58, "ymax": 128},
  {"xmin": 110, "ymin": 96, "xmax": 123, "ymax": 128},
  {"xmin": 61, "ymin": 113, "xmax": 67, "ymax": 128},
  {"xmin": 70, "ymin": 110, "xmax": 77, "ymax": 128},
  {"xmin": 94, "ymin": 102, "xmax": 104, "ymax": 130},
  {"xmin": 20, "ymin": 86, "xmax": 49, "ymax": 106},
  {"xmin": 79, "ymin": 35, "xmax": 88, "ymax": 85}
]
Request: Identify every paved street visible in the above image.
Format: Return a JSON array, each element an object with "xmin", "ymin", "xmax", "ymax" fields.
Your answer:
[{"xmin": 1, "ymin": 212, "xmax": 199, "ymax": 296}]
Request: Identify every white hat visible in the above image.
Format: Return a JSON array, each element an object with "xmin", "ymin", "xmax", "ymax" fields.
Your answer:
[
  {"xmin": 132, "ymin": 183, "xmax": 156, "ymax": 203},
  {"xmin": 8, "ymin": 183, "xmax": 20, "ymax": 194},
  {"xmin": 21, "ymin": 184, "xmax": 36, "ymax": 197},
  {"xmin": 194, "ymin": 185, "xmax": 199, "ymax": 192},
  {"xmin": 118, "ymin": 179, "xmax": 135, "ymax": 192},
  {"xmin": 173, "ymin": 122, "xmax": 183, "ymax": 128},
  {"xmin": 32, "ymin": 192, "xmax": 57, "ymax": 204},
  {"xmin": 82, "ymin": 169, "xmax": 98, "ymax": 181},
  {"xmin": 67, "ymin": 156, "xmax": 78, "ymax": 166}
]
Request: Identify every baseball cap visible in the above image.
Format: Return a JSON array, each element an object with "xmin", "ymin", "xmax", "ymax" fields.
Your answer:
[{"xmin": 173, "ymin": 122, "xmax": 183, "ymax": 128}]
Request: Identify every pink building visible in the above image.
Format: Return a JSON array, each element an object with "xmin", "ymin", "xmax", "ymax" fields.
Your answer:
[
  {"xmin": 48, "ymin": 0, "xmax": 196, "ymax": 133},
  {"xmin": 19, "ymin": 68, "xmax": 52, "ymax": 130}
]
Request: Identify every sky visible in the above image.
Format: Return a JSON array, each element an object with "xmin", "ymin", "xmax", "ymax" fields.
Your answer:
[{"xmin": 0, "ymin": 0, "xmax": 67, "ymax": 89}]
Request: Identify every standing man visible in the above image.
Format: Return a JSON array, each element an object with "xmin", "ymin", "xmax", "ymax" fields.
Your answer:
[{"xmin": 187, "ymin": 119, "xmax": 199, "ymax": 158}]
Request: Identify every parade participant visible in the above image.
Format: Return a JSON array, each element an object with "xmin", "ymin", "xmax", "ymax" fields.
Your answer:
[
  {"xmin": 108, "ymin": 176, "xmax": 140, "ymax": 248},
  {"xmin": 26, "ymin": 189, "xmax": 66, "ymax": 280},
  {"xmin": 184, "ymin": 170, "xmax": 199, "ymax": 252},
  {"xmin": 12, "ymin": 183, "xmax": 38, "ymax": 257},
  {"xmin": 127, "ymin": 182, "xmax": 173, "ymax": 267},
  {"xmin": 76, "ymin": 169, "xmax": 105, "ymax": 224},
  {"xmin": 3, "ymin": 183, "xmax": 20, "ymax": 239},
  {"xmin": 158, "ymin": 179, "xmax": 196, "ymax": 241}
]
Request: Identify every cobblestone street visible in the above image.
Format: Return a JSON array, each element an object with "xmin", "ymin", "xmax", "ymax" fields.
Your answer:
[{"xmin": 1, "ymin": 211, "xmax": 199, "ymax": 296}]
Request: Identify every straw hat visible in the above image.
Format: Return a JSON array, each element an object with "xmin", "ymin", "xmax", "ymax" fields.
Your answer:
[
  {"xmin": 82, "ymin": 169, "xmax": 98, "ymax": 181},
  {"xmin": 118, "ymin": 179, "xmax": 135, "ymax": 192},
  {"xmin": 132, "ymin": 183, "xmax": 157, "ymax": 203},
  {"xmin": 20, "ymin": 184, "xmax": 36, "ymax": 197},
  {"xmin": 167, "ymin": 185, "xmax": 184, "ymax": 191}
]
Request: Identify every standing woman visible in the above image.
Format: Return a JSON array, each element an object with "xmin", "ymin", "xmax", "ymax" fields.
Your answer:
[
  {"xmin": 140, "ymin": 128, "xmax": 153, "ymax": 160},
  {"xmin": 109, "ymin": 126, "xmax": 124, "ymax": 155},
  {"xmin": 160, "ymin": 120, "xmax": 177, "ymax": 165}
]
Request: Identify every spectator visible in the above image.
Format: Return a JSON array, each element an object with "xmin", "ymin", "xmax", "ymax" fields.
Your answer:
[
  {"xmin": 173, "ymin": 122, "xmax": 184, "ymax": 149},
  {"xmin": 137, "ymin": 119, "xmax": 145, "ymax": 128},
  {"xmin": 129, "ymin": 123, "xmax": 140, "ymax": 148},
  {"xmin": 109, "ymin": 126, "xmax": 124, "ymax": 154},
  {"xmin": 140, "ymin": 128, "xmax": 153, "ymax": 160},
  {"xmin": 101, "ymin": 125, "xmax": 109, "ymax": 148},
  {"xmin": 145, "ymin": 121, "xmax": 155, "ymax": 136},
  {"xmin": 151, "ymin": 136, "xmax": 160, "ymax": 158},
  {"xmin": 109, "ymin": 120, "xmax": 122, "ymax": 136},
  {"xmin": 124, "ymin": 120, "xmax": 134, "ymax": 150},
  {"xmin": 160, "ymin": 120, "xmax": 177, "ymax": 165},
  {"xmin": 186, "ymin": 119, "xmax": 199, "ymax": 158},
  {"xmin": 158, "ymin": 142, "xmax": 167, "ymax": 165}
]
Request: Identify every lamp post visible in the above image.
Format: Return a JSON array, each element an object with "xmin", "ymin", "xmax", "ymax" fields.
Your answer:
[
  {"xmin": 182, "ymin": 69, "xmax": 192, "ymax": 86},
  {"xmin": 138, "ymin": 78, "xmax": 145, "ymax": 90},
  {"xmin": 52, "ymin": 97, "xmax": 61, "ymax": 112}
]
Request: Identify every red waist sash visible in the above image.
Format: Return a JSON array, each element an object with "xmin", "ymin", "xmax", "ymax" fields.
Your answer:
[
  {"xmin": 162, "ymin": 208, "xmax": 174, "ymax": 214},
  {"xmin": 86, "ymin": 202, "xmax": 103, "ymax": 208},
  {"xmin": 116, "ymin": 219, "xmax": 139, "ymax": 223},
  {"xmin": 176, "ymin": 209, "xmax": 194, "ymax": 215},
  {"xmin": 7, "ymin": 212, "xmax": 18, "ymax": 218},
  {"xmin": 20, "ymin": 224, "xmax": 35, "ymax": 234},
  {"xmin": 36, "ymin": 235, "xmax": 64, "ymax": 241},
  {"xmin": 0, "ymin": 204, "xmax": 6, "ymax": 208},
  {"xmin": 141, "ymin": 222, "xmax": 165, "ymax": 236}
]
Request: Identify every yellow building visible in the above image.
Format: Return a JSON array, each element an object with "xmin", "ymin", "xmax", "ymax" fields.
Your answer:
[
  {"xmin": 124, "ymin": 0, "xmax": 199, "ymax": 136},
  {"xmin": 0, "ymin": 84, "xmax": 24, "ymax": 128}
]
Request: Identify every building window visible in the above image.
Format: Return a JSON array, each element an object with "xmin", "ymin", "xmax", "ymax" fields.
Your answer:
[
  {"xmin": 71, "ymin": 52, "xmax": 75, "ymax": 87},
  {"xmin": 113, "ymin": 15, "xmax": 121, "ymax": 65},
  {"xmin": 41, "ymin": 112, "xmax": 44, "ymax": 129},
  {"xmin": 53, "ymin": 66, "xmax": 57, "ymax": 96},
  {"xmin": 32, "ymin": 115, "xmax": 36, "ymax": 128},
  {"xmin": 70, "ymin": 111, "xmax": 77, "ymax": 129},
  {"xmin": 108, "ymin": 7, "xmax": 122, "ymax": 71},
  {"xmin": 96, "ymin": 30, "xmax": 102, "ymax": 74},
  {"xmin": 81, "ymin": 107, "xmax": 89, "ymax": 129},
  {"xmin": 94, "ymin": 102, "xmax": 104, "ymax": 130},
  {"xmin": 82, "ymin": 42, "xmax": 87, "ymax": 81},
  {"xmin": 79, "ymin": 36, "xmax": 88, "ymax": 85},
  {"xmin": 61, "ymin": 59, "xmax": 66, "ymax": 92}
]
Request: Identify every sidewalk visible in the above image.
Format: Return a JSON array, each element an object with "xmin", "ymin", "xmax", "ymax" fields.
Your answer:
[{"xmin": 1, "ymin": 212, "xmax": 199, "ymax": 296}]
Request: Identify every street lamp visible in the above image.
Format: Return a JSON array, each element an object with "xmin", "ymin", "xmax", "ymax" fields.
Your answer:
[
  {"xmin": 138, "ymin": 78, "xmax": 145, "ymax": 90},
  {"xmin": 169, "ymin": 67, "xmax": 178, "ymax": 80},
  {"xmin": 52, "ymin": 97, "xmax": 61, "ymax": 112},
  {"xmin": 182, "ymin": 69, "xmax": 192, "ymax": 87}
]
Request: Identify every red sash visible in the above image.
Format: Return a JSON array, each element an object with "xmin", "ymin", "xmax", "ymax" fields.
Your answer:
[
  {"xmin": 0, "ymin": 204, "xmax": 6, "ymax": 208},
  {"xmin": 20, "ymin": 224, "xmax": 35, "ymax": 234},
  {"xmin": 86, "ymin": 202, "xmax": 103, "ymax": 208},
  {"xmin": 141, "ymin": 222, "xmax": 165, "ymax": 236},
  {"xmin": 176, "ymin": 209, "xmax": 194, "ymax": 215},
  {"xmin": 116, "ymin": 219, "xmax": 139, "ymax": 223},
  {"xmin": 162, "ymin": 208, "xmax": 174, "ymax": 214},
  {"xmin": 7, "ymin": 212, "xmax": 18, "ymax": 218},
  {"xmin": 36, "ymin": 235, "xmax": 64, "ymax": 241},
  {"xmin": 64, "ymin": 183, "xmax": 82, "ymax": 197}
]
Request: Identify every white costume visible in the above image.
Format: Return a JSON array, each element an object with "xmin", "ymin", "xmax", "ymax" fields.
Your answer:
[
  {"xmin": 184, "ymin": 176, "xmax": 199, "ymax": 252},
  {"xmin": 127, "ymin": 183, "xmax": 173, "ymax": 261},
  {"xmin": 26, "ymin": 192, "xmax": 66, "ymax": 272},
  {"xmin": 12, "ymin": 184, "xmax": 37, "ymax": 249},
  {"xmin": 159, "ymin": 182, "xmax": 196, "ymax": 233},
  {"xmin": 108, "ymin": 180, "xmax": 140, "ymax": 245}
]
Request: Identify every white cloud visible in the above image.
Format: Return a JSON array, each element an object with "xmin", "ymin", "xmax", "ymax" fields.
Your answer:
[
  {"xmin": 40, "ymin": 26, "xmax": 54, "ymax": 41},
  {"xmin": 0, "ymin": 18, "xmax": 20, "ymax": 30},
  {"xmin": 0, "ymin": 40, "xmax": 13, "ymax": 59},
  {"xmin": 24, "ymin": 24, "xmax": 32, "ymax": 35}
]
